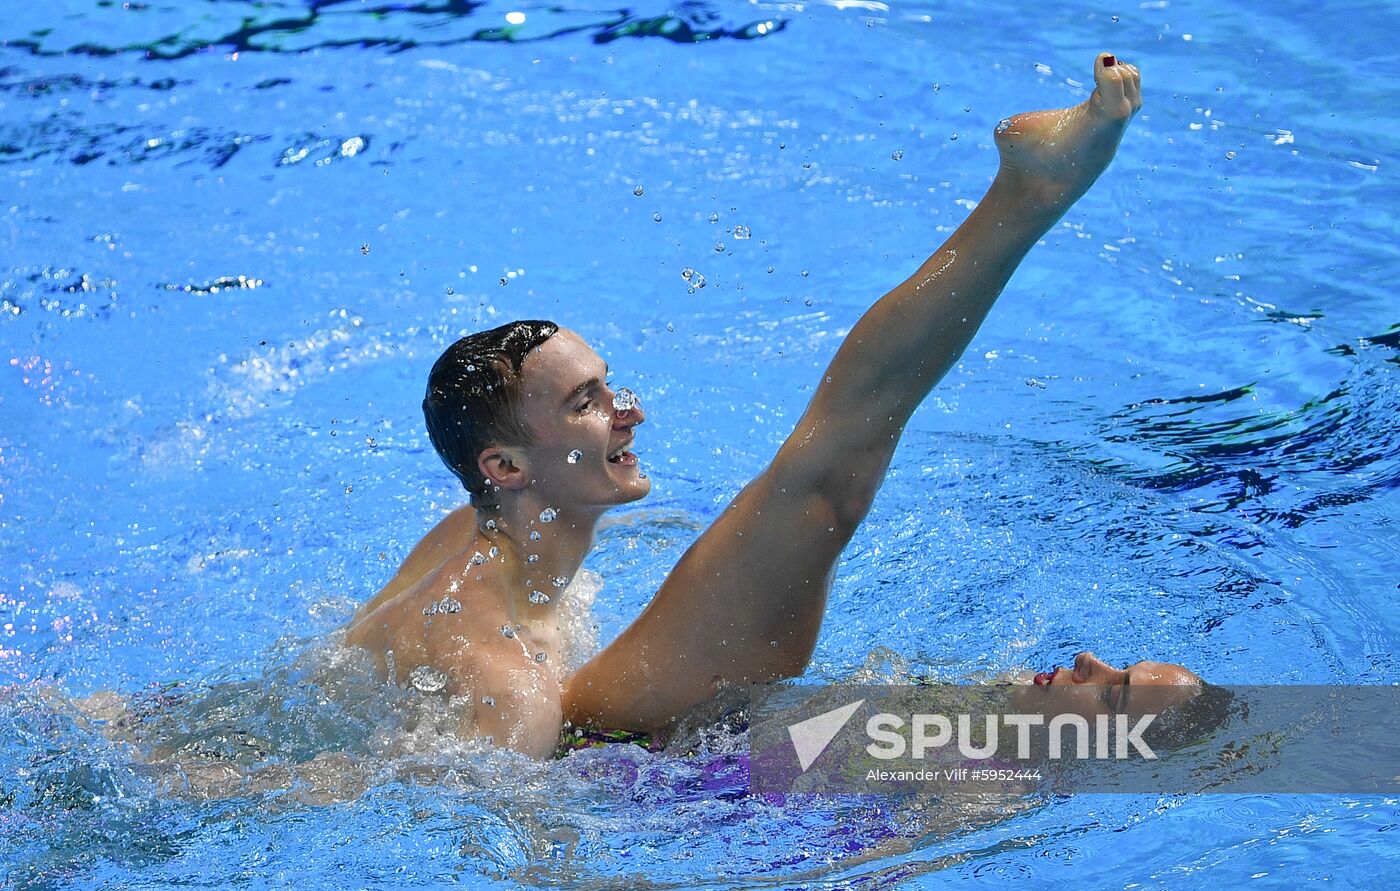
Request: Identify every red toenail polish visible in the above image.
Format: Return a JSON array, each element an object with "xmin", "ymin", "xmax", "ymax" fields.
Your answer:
[{"xmin": 1103, "ymin": 55, "xmax": 1117, "ymax": 67}]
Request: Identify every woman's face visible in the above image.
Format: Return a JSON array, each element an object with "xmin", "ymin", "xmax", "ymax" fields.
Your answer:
[{"xmin": 1011, "ymin": 651, "xmax": 1203, "ymax": 719}]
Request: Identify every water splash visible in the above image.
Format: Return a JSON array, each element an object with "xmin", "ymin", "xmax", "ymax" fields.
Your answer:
[{"xmin": 408, "ymin": 665, "xmax": 448, "ymax": 694}]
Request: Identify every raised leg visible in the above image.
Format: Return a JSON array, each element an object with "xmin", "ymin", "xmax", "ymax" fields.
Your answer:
[{"xmin": 565, "ymin": 55, "xmax": 1143, "ymax": 732}]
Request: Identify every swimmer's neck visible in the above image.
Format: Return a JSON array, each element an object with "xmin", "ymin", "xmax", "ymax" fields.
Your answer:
[{"xmin": 475, "ymin": 499, "xmax": 602, "ymax": 620}]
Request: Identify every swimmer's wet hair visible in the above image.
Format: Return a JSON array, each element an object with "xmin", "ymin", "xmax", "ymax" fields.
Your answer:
[
  {"xmin": 1139, "ymin": 681, "xmax": 1240, "ymax": 752},
  {"xmin": 423, "ymin": 320, "xmax": 559, "ymax": 509}
]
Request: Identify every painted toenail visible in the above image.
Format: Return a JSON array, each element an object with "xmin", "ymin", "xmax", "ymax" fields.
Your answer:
[{"xmin": 1103, "ymin": 55, "xmax": 1117, "ymax": 67}]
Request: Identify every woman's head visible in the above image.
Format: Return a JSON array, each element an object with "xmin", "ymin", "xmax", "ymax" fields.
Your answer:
[
  {"xmin": 1027, "ymin": 651, "xmax": 1203, "ymax": 717},
  {"xmin": 1012, "ymin": 651, "xmax": 1236, "ymax": 755},
  {"xmin": 1010, "ymin": 651, "xmax": 1209, "ymax": 729}
]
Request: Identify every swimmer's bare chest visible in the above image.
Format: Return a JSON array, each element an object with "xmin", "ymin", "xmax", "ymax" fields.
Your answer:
[{"xmin": 347, "ymin": 562, "xmax": 569, "ymax": 755}]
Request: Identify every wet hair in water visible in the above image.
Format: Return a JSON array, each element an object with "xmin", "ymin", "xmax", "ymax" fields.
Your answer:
[
  {"xmin": 422, "ymin": 320, "xmax": 559, "ymax": 509},
  {"xmin": 1138, "ymin": 681, "xmax": 1240, "ymax": 752}
]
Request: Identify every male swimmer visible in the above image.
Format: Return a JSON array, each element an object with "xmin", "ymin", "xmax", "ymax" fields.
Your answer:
[{"xmin": 346, "ymin": 54, "xmax": 1202, "ymax": 758}]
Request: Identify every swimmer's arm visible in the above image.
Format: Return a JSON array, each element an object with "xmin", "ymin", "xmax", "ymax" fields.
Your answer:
[{"xmin": 353, "ymin": 504, "xmax": 476, "ymax": 618}]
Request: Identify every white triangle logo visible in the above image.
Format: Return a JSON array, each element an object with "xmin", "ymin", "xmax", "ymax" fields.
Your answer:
[{"xmin": 787, "ymin": 699, "xmax": 865, "ymax": 772}]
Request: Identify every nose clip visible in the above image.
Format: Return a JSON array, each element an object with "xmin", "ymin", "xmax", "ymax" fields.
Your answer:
[{"xmin": 611, "ymin": 387, "xmax": 640, "ymax": 414}]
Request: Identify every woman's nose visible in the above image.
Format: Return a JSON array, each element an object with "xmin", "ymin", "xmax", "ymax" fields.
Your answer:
[{"xmin": 1073, "ymin": 651, "xmax": 1112, "ymax": 682}]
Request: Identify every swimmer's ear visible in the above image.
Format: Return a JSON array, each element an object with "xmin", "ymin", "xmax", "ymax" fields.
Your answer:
[{"xmin": 478, "ymin": 447, "xmax": 530, "ymax": 494}]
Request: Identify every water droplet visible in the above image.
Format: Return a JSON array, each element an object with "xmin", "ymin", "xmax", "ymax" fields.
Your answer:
[
  {"xmin": 804, "ymin": 297, "xmax": 813, "ymax": 306},
  {"xmin": 465, "ymin": 364, "xmax": 476, "ymax": 372},
  {"xmin": 1111, "ymin": 14, "xmax": 1120, "ymax": 22},
  {"xmin": 633, "ymin": 185, "xmax": 645, "ymax": 196},
  {"xmin": 527, "ymin": 554, "xmax": 539, "ymax": 563},
  {"xmin": 567, "ymin": 449, "xmax": 583, "ymax": 463},
  {"xmin": 691, "ymin": 273, "xmax": 706, "ymax": 289},
  {"xmin": 488, "ymin": 546, "xmax": 499, "ymax": 558},
  {"xmin": 422, "ymin": 595, "xmax": 462, "ymax": 616},
  {"xmin": 529, "ymin": 530, "xmax": 542, "ymax": 541},
  {"xmin": 539, "ymin": 507, "xmax": 558, "ymax": 523},
  {"xmin": 802, "ymin": 161, "xmax": 812, "ymax": 170},
  {"xmin": 481, "ymin": 695, "xmax": 496, "ymax": 707},
  {"xmin": 529, "ymin": 590, "xmax": 551, "ymax": 605},
  {"xmin": 445, "ymin": 286, "xmax": 454, "ymax": 296},
  {"xmin": 766, "ymin": 266, "xmax": 774, "ymax": 274},
  {"xmin": 949, "ymin": 133, "xmax": 959, "ymax": 141},
  {"xmin": 535, "ymin": 652, "xmax": 548, "ymax": 664},
  {"xmin": 501, "ymin": 625, "xmax": 515, "ymax": 638},
  {"xmin": 612, "ymin": 387, "xmax": 638, "ymax": 412},
  {"xmin": 552, "ymin": 576, "xmax": 569, "ymax": 588},
  {"xmin": 891, "ymin": 150, "xmax": 903, "ymax": 161},
  {"xmin": 1225, "ymin": 150, "xmax": 1237, "ymax": 160},
  {"xmin": 995, "ymin": 118, "xmax": 1012, "ymax": 135},
  {"xmin": 800, "ymin": 269, "xmax": 809, "ymax": 277},
  {"xmin": 470, "ymin": 551, "xmax": 485, "ymax": 565},
  {"xmin": 409, "ymin": 665, "xmax": 448, "ymax": 693},
  {"xmin": 653, "ymin": 213, "xmax": 662, "ymax": 222},
  {"xmin": 499, "ymin": 277, "xmax": 508, "ymax": 286},
  {"xmin": 714, "ymin": 241, "xmax": 725, "ymax": 253},
  {"xmin": 484, "ymin": 519, "xmax": 497, "ymax": 530},
  {"xmin": 963, "ymin": 106, "xmax": 971, "ymax": 113},
  {"xmin": 681, "ymin": 267, "xmax": 694, "ymax": 281},
  {"xmin": 360, "ymin": 243, "xmax": 370, "ymax": 255},
  {"xmin": 709, "ymin": 213, "xmax": 720, "ymax": 224},
  {"xmin": 665, "ymin": 322, "xmax": 675, "ymax": 332},
  {"xmin": 734, "ymin": 225, "xmax": 752, "ymax": 240}
]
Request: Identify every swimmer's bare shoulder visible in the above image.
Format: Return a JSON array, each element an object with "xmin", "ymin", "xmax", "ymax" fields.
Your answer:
[{"xmin": 344, "ymin": 551, "xmax": 564, "ymax": 758}]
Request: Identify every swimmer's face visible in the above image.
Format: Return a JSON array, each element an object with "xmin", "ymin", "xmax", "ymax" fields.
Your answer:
[
  {"xmin": 509, "ymin": 329, "xmax": 651, "ymax": 509},
  {"xmin": 1010, "ymin": 651, "xmax": 1203, "ymax": 720}
]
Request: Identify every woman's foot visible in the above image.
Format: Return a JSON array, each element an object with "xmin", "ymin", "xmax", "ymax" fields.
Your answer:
[{"xmin": 993, "ymin": 53, "xmax": 1142, "ymax": 212}]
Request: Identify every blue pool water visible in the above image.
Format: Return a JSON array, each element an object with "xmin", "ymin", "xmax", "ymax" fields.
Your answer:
[{"xmin": 3, "ymin": 0, "xmax": 1399, "ymax": 886}]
